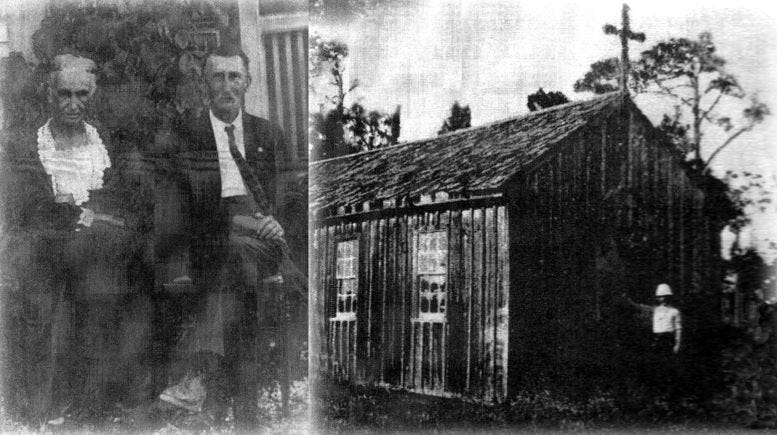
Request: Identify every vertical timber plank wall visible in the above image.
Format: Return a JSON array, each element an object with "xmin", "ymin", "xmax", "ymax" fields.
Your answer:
[
  {"xmin": 316, "ymin": 203, "xmax": 510, "ymax": 402},
  {"xmin": 446, "ymin": 209, "xmax": 465, "ymax": 393},
  {"xmin": 470, "ymin": 208, "xmax": 484, "ymax": 397},
  {"xmin": 506, "ymin": 109, "xmax": 723, "ymax": 395}
]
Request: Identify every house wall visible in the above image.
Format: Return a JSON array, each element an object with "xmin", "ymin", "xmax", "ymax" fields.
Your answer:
[
  {"xmin": 506, "ymin": 108, "xmax": 724, "ymax": 395},
  {"xmin": 311, "ymin": 199, "xmax": 510, "ymax": 402}
]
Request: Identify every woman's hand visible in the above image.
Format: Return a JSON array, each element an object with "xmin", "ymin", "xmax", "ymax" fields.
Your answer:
[
  {"xmin": 92, "ymin": 213, "xmax": 126, "ymax": 228},
  {"xmin": 77, "ymin": 207, "xmax": 95, "ymax": 227},
  {"xmin": 55, "ymin": 193, "xmax": 75, "ymax": 204}
]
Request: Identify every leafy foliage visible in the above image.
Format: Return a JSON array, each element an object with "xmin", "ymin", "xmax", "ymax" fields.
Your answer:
[
  {"xmin": 655, "ymin": 105, "xmax": 691, "ymax": 155},
  {"xmin": 723, "ymin": 171, "xmax": 774, "ymax": 234},
  {"xmin": 573, "ymin": 57, "xmax": 623, "ymax": 95},
  {"xmin": 526, "ymin": 89, "xmax": 570, "ymax": 112},
  {"xmin": 309, "ymin": 110, "xmax": 344, "ymax": 160},
  {"xmin": 438, "ymin": 101, "xmax": 471, "ymax": 135},
  {"xmin": 0, "ymin": 53, "xmax": 48, "ymax": 130},
  {"xmin": 345, "ymin": 103, "xmax": 401, "ymax": 151},
  {"xmin": 309, "ymin": 36, "xmax": 352, "ymax": 113},
  {"xmin": 309, "ymin": 35, "xmax": 401, "ymax": 160},
  {"xmin": 714, "ymin": 311, "xmax": 777, "ymax": 428},
  {"xmin": 633, "ymin": 33, "xmax": 769, "ymax": 166},
  {"xmin": 714, "ymin": 243, "xmax": 777, "ymax": 428},
  {"xmin": 575, "ymin": 32, "xmax": 768, "ymax": 167},
  {"xmin": 632, "ymin": 33, "xmax": 727, "ymax": 91},
  {"xmin": 14, "ymin": 0, "xmax": 242, "ymax": 144}
]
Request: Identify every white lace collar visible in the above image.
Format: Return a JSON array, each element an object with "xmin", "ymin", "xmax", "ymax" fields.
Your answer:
[{"xmin": 36, "ymin": 119, "xmax": 111, "ymax": 206}]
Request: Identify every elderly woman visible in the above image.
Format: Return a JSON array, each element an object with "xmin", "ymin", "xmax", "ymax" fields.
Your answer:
[{"xmin": 1, "ymin": 54, "xmax": 154, "ymax": 421}]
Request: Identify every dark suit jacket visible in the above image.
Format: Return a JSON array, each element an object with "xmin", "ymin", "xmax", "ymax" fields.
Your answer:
[{"xmin": 170, "ymin": 111, "xmax": 285, "ymax": 284}]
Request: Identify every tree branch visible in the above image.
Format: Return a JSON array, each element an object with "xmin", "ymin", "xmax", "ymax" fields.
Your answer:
[
  {"xmin": 652, "ymin": 79, "xmax": 698, "ymax": 109},
  {"xmin": 700, "ymin": 92, "xmax": 724, "ymax": 120},
  {"xmin": 650, "ymin": 76, "xmax": 721, "ymax": 126},
  {"xmin": 703, "ymin": 125, "xmax": 753, "ymax": 172},
  {"xmin": 644, "ymin": 90, "xmax": 697, "ymax": 112}
]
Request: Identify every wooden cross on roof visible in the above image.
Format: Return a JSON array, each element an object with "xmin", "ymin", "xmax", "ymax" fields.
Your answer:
[{"xmin": 604, "ymin": 3, "xmax": 645, "ymax": 103}]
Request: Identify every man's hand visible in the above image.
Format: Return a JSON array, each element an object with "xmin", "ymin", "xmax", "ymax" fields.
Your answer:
[
  {"xmin": 231, "ymin": 214, "xmax": 285, "ymax": 241},
  {"xmin": 674, "ymin": 329, "xmax": 682, "ymax": 354},
  {"xmin": 255, "ymin": 214, "xmax": 285, "ymax": 240}
]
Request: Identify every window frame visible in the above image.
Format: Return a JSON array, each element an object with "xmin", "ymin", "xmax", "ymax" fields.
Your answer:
[
  {"xmin": 332, "ymin": 238, "xmax": 359, "ymax": 321},
  {"xmin": 414, "ymin": 230, "xmax": 448, "ymax": 323}
]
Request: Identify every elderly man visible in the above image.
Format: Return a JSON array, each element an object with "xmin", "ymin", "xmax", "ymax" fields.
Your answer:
[{"xmin": 158, "ymin": 44, "xmax": 287, "ymax": 422}]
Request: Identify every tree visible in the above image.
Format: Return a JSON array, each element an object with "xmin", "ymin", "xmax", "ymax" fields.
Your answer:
[
  {"xmin": 634, "ymin": 32, "xmax": 768, "ymax": 168},
  {"xmin": 715, "ymin": 246, "xmax": 777, "ymax": 428},
  {"xmin": 575, "ymin": 32, "xmax": 769, "ymax": 170},
  {"xmin": 309, "ymin": 109, "xmax": 347, "ymax": 162},
  {"xmin": 309, "ymin": 36, "xmax": 353, "ymax": 119},
  {"xmin": 438, "ymin": 101, "xmax": 471, "ymax": 135},
  {"xmin": 723, "ymin": 171, "xmax": 775, "ymax": 248},
  {"xmin": 309, "ymin": 35, "xmax": 354, "ymax": 160},
  {"xmin": 344, "ymin": 103, "xmax": 401, "ymax": 151},
  {"xmin": 309, "ymin": 35, "xmax": 401, "ymax": 160},
  {"xmin": 574, "ymin": 57, "xmax": 622, "ymax": 95},
  {"xmin": 527, "ymin": 88, "xmax": 569, "ymax": 112}
]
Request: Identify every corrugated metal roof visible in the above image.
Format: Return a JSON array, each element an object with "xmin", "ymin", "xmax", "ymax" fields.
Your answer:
[{"xmin": 310, "ymin": 92, "xmax": 621, "ymax": 212}]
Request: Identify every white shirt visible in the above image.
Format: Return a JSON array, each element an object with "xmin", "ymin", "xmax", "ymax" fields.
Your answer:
[
  {"xmin": 653, "ymin": 305, "xmax": 681, "ymax": 333},
  {"xmin": 209, "ymin": 109, "xmax": 247, "ymax": 198},
  {"xmin": 37, "ymin": 119, "xmax": 110, "ymax": 206}
]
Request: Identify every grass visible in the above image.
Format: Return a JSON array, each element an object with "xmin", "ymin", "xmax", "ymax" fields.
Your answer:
[{"xmin": 312, "ymin": 380, "xmax": 743, "ymax": 433}]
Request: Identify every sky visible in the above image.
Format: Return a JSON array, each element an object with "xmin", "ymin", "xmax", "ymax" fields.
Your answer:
[{"xmin": 311, "ymin": 0, "xmax": 777, "ymax": 256}]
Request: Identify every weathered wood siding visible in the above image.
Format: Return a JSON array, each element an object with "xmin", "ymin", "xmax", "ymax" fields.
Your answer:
[
  {"xmin": 312, "ymin": 203, "xmax": 510, "ymax": 402},
  {"xmin": 507, "ymin": 109, "xmax": 723, "ymax": 393},
  {"xmin": 311, "ymin": 97, "xmax": 728, "ymax": 400}
]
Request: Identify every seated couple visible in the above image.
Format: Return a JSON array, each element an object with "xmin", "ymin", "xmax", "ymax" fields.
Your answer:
[{"xmin": 1, "ymin": 46, "xmax": 288, "ymax": 425}]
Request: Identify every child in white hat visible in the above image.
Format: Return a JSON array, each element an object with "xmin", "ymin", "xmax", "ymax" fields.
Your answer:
[
  {"xmin": 652, "ymin": 283, "xmax": 682, "ymax": 355},
  {"xmin": 621, "ymin": 283, "xmax": 682, "ymax": 355}
]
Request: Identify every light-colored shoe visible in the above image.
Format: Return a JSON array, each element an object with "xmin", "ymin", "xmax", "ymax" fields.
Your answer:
[{"xmin": 159, "ymin": 372, "xmax": 206, "ymax": 413}]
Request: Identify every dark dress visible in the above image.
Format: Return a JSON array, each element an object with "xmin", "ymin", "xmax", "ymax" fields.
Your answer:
[
  {"xmin": 1, "ymin": 127, "xmax": 81, "ymax": 422},
  {"xmin": 0, "ymin": 122, "xmax": 155, "ymax": 420}
]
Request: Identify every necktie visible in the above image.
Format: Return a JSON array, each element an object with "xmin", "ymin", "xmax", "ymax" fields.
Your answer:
[{"xmin": 225, "ymin": 124, "xmax": 270, "ymax": 214}]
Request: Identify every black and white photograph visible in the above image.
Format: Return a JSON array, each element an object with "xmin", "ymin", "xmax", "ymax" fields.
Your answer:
[
  {"xmin": 309, "ymin": 0, "xmax": 776, "ymax": 432},
  {"xmin": 0, "ymin": 0, "xmax": 308, "ymax": 432},
  {"xmin": 0, "ymin": 0, "xmax": 776, "ymax": 433}
]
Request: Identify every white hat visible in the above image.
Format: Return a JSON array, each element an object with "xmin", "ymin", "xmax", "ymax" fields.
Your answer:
[{"xmin": 655, "ymin": 283, "xmax": 673, "ymax": 297}]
